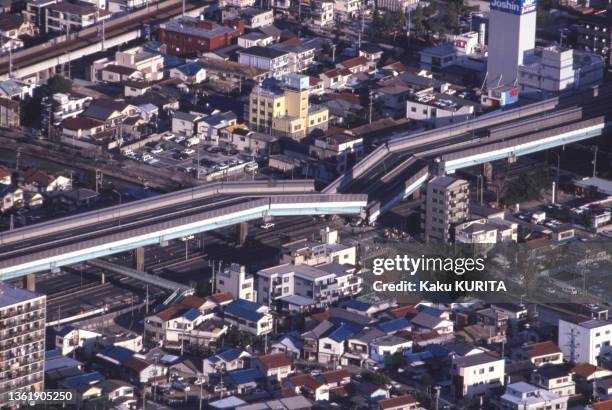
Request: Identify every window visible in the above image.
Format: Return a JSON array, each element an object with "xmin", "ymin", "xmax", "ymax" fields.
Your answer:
[
  {"xmin": 218, "ymin": 280, "xmax": 224, "ymax": 285},
  {"xmin": 411, "ymin": 107, "xmax": 416, "ymax": 112},
  {"xmin": 489, "ymin": 366, "xmax": 494, "ymax": 372}
]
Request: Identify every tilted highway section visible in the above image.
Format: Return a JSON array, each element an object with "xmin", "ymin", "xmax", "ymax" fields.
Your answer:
[
  {"xmin": 325, "ymin": 86, "xmax": 612, "ymax": 223},
  {"xmin": 0, "ymin": 181, "xmax": 367, "ymax": 280}
]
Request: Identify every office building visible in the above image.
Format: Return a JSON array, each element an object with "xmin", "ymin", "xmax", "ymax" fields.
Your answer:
[
  {"xmin": 0, "ymin": 283, "xmax": 46, "ymax": 408},
  {"xmin": 487, "ymin": 0, "xmax": 537, "ymax": 87},
  {"xmin": 422, "ymin": 176, "xmax": 470, "ymax": 243}
]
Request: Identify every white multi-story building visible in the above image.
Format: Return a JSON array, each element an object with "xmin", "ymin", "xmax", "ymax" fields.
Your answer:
[
  {"xmin": 91, "ymin": 46, "xmax": 164, "ymax": 83},
  {"xmin": 407, "ymin": 88, "xmax": 476, "ymax": 127},
  {"xmin": 238, "ymin": 46, "xmax": 296, "ymax": 79},
  {"xmin": 451, "ymin": 352, "xmax": 505, "ymax": 399},
  {"xmin": 558, "ymin": 318, "xmax": 612, "ymax": 365},
  {"xmin": 311, "ymin": 0, "xmax": 334, "ymax": 26},
  {"xmin": 518, "ymin": 46, "xmax": 604, "ymax": 98},
  {"xmin": 280, "ymin": 229, "xmax": 357, "ymax": 266},
  {"xmin": 45, "ymin": 1, "xmax": 109, "ymax": 33},
  {"xmin": 334, "ymin": 0, "xmax": 360, "ymax": 19},
  {"xmin": 0, "ymin": 284, "xmax": 46, "ymax": 408},
  {"xmin": 51, "ymin": 92, "xmax": 92, "ymax": 126},
  {"xmin": 487, "ymin": 0, "xmax": 537, "ymax": 87},
  {"xmin": 498, "ymin": 382, "xmax": 568, "ymax": 410},
  {"xmin": 216, "ymin": 264, "xmax": 256, "ymax": 302},
  {"xmin": 223, "ymin": 299, "xmax": 274, "ymax": 336},
  {"xmin": 256, "ymin": 262, "xmax": 361, "ymax": 310}
]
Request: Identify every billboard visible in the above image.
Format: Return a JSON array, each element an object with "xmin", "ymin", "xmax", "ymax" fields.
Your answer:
[{"xmin": 490, "ymin": 0, "xmax": 537, "ymax": 15}]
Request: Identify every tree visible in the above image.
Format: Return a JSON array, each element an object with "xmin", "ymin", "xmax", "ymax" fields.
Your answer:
[
  {"xmin": 361, "ymin": 371, "xmax": 390, "ymax": 386},
  {"xmin": 413, "ymin": 5, "xmax": 426, "ymax": 35},
  {"xmin": 22, "ymin": 75, "xmax": 73, "ymax": 127},
  {"xmin": 194, "ymin": 281, "xmax": 212, "ymax": 297}
]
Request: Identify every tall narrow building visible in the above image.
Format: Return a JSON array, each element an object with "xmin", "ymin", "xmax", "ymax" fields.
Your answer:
[
  {"xmin": 487, "ymin": 0, "xmax": 537, "ymax": 87},
  {"xmin": 0, "ymin": 284, "xmax": 46, "ymax": 407},
  {"xmin": 422, "ymin": 176, "xmax": 470, "ymax": 243}
]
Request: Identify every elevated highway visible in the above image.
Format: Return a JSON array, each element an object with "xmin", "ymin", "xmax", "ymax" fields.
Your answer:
[
  {"xmin": 0, "ymin": 180, "xmax": 367, "ymax": 280},
  {"xmin": 325, "ymin": 86, "xmax": 612, "ymax": 222},
  {"xmin": 0, "ymin": 0, "xmax": 213, "ymax": 81}
]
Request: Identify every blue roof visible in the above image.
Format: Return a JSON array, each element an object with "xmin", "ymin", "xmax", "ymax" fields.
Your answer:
[
  {"xmin": 377, "ymin": 318, "xmax": 411, "ymax": 334},
  {"xmin": 343, "ymin": 299, "xmax": 372, "ymax": 312},
  {"xmin": 99, "ymin": 346, "xmax": 135, "ymax": 365},
  {"xmin": 214, "ymin": 348, "xmax": 245, "ymax": 363},
  {"xmin": 176, "ymin": 62, "xmax": 204, "ymax": 76},
  {"xmin": 62, "ymin": 371, "xmax": 105, "ymax": 388},
  {"xmin": 417, "ymin": 305, "xmax": 445, "ymax": 317},
  {"xmin": 182, "ymin": 308, "xmax": 201, "ymax": 321},
  {"xmin": 56, "ymin": 325, "xmax": 76, "ymax": 338},
  {"xmin": 227, "ymin": 368, "xmax": 264, "ymax": 385},
  {"xmin": 327, "ymin": 323, "xmax": 362, "ymax": 343},
  {"xmin": 209, "ymin": 395, "xmax": 247, "ymax": 409},
  {"xmin": 423, "ymin": 344, "xmax": 452, "ymax": 359},
  {"xmin": 46, "ymin": 349, "xmax": 63, "ymax": 359},
  {"xmin": 45, "ymin": 355, "xmax": 82, "ymax": 372},
  {"xmin": 225, "ymin": 299, "xmax": 265, "ymax": 322},
  {"xmin": 404, "ymin": 351, "xmax": 434, "ymax": 363}
]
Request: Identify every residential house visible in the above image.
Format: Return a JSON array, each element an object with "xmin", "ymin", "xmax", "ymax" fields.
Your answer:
[
  {"xmin": 337, "ymin": 56, "xmax": 370, "ymax": 74},
  {"xmin": 530, "ymin": 365, "xmax": 575, "ymax": 397},
  {"xmin": 370, "ymin": 335, "xmax": 412, "ymax": 366},
  {"xmin": 169, "ymin": 62, "xmax": 206, "ymax": 84},
  {"xmin": 451, "ymin": 351, "xmax": 505, "ymax": 399},
  {"xmin": 252, "ymin": 353, "xmax": 293, "ymax": 389},
  {"xmin": 284, "ymin": 374, "xmax": 329, "ymax": 401},
  {"xmin": 51, "ymin": 92, "xmax": 93, "ymax": 126},
  {"xmin": 411, "ymin": 312, "xmax": 453, "ymax": 334},
  {"xmin": 203, "ymin": 348, "xmax": 251, "ymax": 376},
  {"xmin": 518, "ymin": 341, "xmax": 563, "ymax": 367},
  {"xmin": 378, "ymin": 395, "xmax": 419, "ymax": 410},
  {"xmin": 498, "ymin": 382, "xmax": 568, "ymax": 410},
  {"xmin": 318, "ymin": 322, "xmax": 362, "ymax": 365},
  {"xmin": 91, "ymin": 47, "xmax": 164, "ymax": 83},
  {"xmin": 223, "ymin": 299, "xmax": 274, "ymax": 336},
  {"xmin": 215, "ymin": 263, "xmax": 256, "ymax": 302}
]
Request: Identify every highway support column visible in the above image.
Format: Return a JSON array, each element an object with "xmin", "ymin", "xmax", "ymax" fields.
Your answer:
[
  {"xmin": 134, "ymin": 247, "xmax": 145, "ymax": 272},
  {"xmin": 22, "ymin": 273, "xmax": 35, "ymax": 291},
  {"xmin": 238, "ymin": 222, "xmax": 248, "ymax": 246}
]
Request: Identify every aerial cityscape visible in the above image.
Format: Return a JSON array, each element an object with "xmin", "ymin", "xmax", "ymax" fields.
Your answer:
[{"xmin": 0, "ymin": 0, "xmax": 611, "ymax": 407}]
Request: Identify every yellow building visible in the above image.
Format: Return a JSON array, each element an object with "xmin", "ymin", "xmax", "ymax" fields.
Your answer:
[{"xmin": 248, "ymin": 74, "xmax": 328, "ymax": 140}]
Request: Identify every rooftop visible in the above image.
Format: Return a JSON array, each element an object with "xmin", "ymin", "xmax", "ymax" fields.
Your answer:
[{"xmin": 0, "ymin": 283, "xmax": 43, "ymax": 309}]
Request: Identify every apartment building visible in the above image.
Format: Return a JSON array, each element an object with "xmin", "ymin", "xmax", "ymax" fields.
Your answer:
[
  {"xmin": 45, "ymin": 1, "xmax": 109, "ymax": 33},
  {"xmin": 51, "ymin": 92, "xmax": 92, "ymax": 125},
  {"xmin": 0, "ymin": 284, "xmax": 46, "ymax": 408},
  {"xmin": 157, "ymin": 16, "xmax": 244, "ymax": 57},
  {"xmin": 576, "ymin": 10, "xmax": 612, "ymax": 66},
  {"xmin": 222, "ymin": 7, "xmax": 274, "ymax": 29},
  {"xmin": 248, "ymin": 74, "xmax": 328, "ymax": 140},
  {"xmin": 451, "ymin": 351, "xmax": 505, "ymax": 399},
  {"xmin": 309, "ymin": 133, "xmax": 365, "ymax": 175},
  {"xmin": 310, "ymin": 0, "xmax": 334, "ymax": 27},
  {"xmin": 215, "ymin": 263, "xmax": 256, "ymax": 302},
  {"xmin": 256, "ymin": 262, "xmax": 361, "ymax": 311},
  {"xmin": 498, "ymin": 382, "xmax": 568, "ymax": 410},
  {"xmin": 422, "ymin": 176, "xmax": 469, "ymax": 243},
  {"xmin": 558, "ymin": 318, "xmax": 612, "ymax": 365},
  {"xmin": 91, "ymin": 46, "xmax": 164, "ymax": 83},
  {"xmin": 238, "ymin": 46, "xmax": 295, "ymax": 79},
  {"xmin": 23, "ymin": 0, "xmax": 58, "ymax": 32}
]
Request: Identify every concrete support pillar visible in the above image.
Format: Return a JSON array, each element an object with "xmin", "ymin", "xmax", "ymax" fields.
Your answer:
[
  {"xmin": 101, "ymin": 272, "xmax": 106, "ymax": 284},
  {"xmin": 134, "ymin": 247, "xmax": 145, "ymax": 272},
  {"xmin": 412, "ymin": 188, "xmax": 421, "ymax": 200},
  {"xmin": 238, "ymin": 222, "xmax": 248, "ymax": 246},
  {"xmin": 22, "ymin": 273, "xmax": 35, "ymax": 291},
  {"xmin": 483, "ymin": 162, "xmax": 493, "ymax": 181}
]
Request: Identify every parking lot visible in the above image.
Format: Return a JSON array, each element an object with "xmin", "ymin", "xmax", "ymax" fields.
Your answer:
[{"xmin": 121, "ymin": 133, "xmax": 259, "ymax": 181}]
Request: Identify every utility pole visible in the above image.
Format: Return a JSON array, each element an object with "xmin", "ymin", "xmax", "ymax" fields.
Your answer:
[
  {"xmin": 182, "ymin": 0, "xmax": 185, "ymax": 16},
  {"xmin": 15, "ymin": 147, "xmax": 21, "ymax": 170},
  {"xmin": 101, "ymin": 19, "xmax": 106, "ymax": 51},
  {"xmin": 592, "ymin": 146, "xmax": 598, "ymax": 177},
  {"xmin": 434, "ymin": 385, "xmax": 441, "ymax": 410},
  {"xmin": 368, "ymin": 90, "xmax": 373, "ymax": 124}
]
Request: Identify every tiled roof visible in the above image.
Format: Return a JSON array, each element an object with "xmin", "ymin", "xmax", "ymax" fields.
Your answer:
[
  {"xmin": 256, "ymin": 353, "xmax": 292, "ymax": 369},
  {"xmin": 524, "ymin": 341, "xmax": 561, "ymax": 358},
  {"xmin": 378, "ymin": 394, "xmax": 417, "ymax": 409}
]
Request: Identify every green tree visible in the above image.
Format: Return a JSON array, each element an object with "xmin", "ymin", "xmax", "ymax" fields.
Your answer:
[
  {"xmin": 414, "ymin": 5, "xmax": 426, "ymax": 35},
  {"xmin": 22, "ymin": 75, "xmax": 73, "ymax": 127},
  {"xmin": 361, "ymin": 371, "xmax": 390, "ymax": 386}
]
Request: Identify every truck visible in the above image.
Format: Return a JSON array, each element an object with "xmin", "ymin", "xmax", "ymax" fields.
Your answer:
[{"xmin": 185, "ymin": 137, "xmax": 200, "ymax": 147}]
